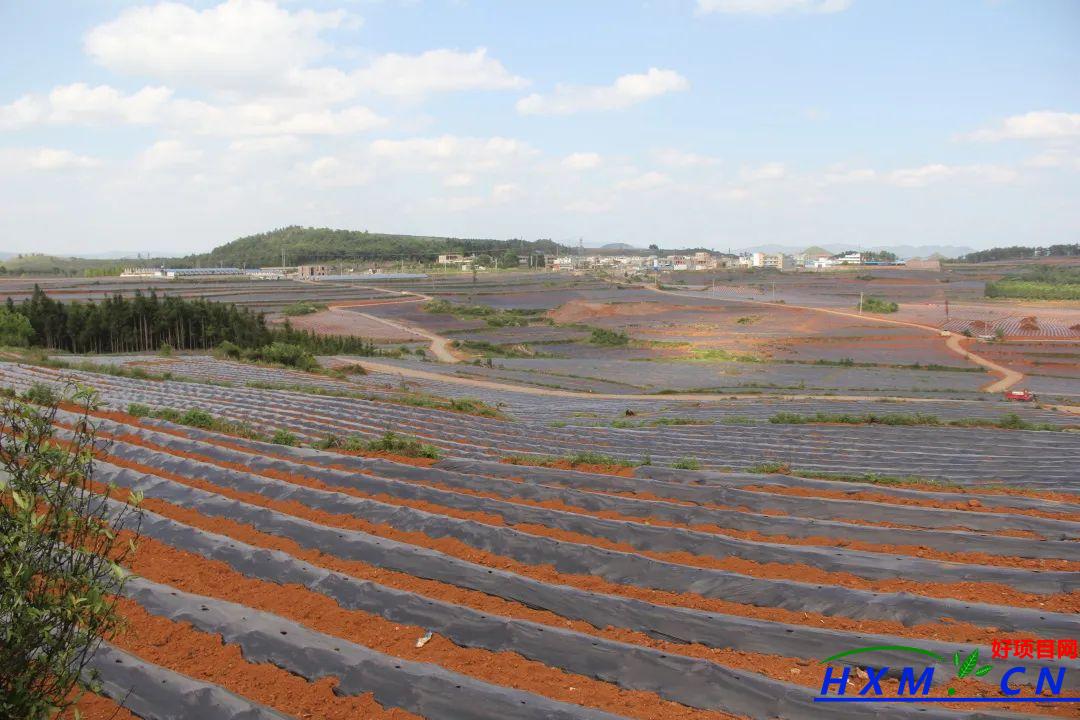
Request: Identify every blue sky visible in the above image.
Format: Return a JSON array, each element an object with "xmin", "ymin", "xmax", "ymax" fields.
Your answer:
[{"xmin": 1, "ymin": 0, "xmax": 1078, "ymax": 255}]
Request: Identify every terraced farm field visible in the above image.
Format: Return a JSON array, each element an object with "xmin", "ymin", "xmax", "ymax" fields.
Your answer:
[{"xmin": 2, "ymin": 355, "xmax": 1079, "ymax": 720}]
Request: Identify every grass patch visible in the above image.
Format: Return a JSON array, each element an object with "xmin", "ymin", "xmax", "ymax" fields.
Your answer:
[
  {"xmin": 423, "ymin": 299, "xmax": 544, "ymax": 327},
  {"xmin": 680, "ymin": 348, "xmax": 760, "ymax": 363},
  {"xmin": 282, "ymin": 300, "xmax": 328, "ymax": 316},
  {"xmin": 671, "ymin": 457, "xmax": 701, "ymax": 470},
  {"xmin": 451, "ymin": 340, "xmax": 546, "ymax": 358}
]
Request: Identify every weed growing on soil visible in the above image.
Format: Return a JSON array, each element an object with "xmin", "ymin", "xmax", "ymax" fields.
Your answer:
[
  {"xmin": 503, "ymin": 451, "xmax": 641, "ymax": 470},
  {"xmin": 611, "ymin": 417, "xmax": 711, "ymax": 429},
  {"xmin": 319, "ymin": 431, "xmax": 441, "ymax": 459},
  {"xmin": 769, "ymin": 411, "xmax": 1065, "ymax": 431},
  {"xmin": 130, "ymin": 403, "xmax": 265, "ymax": 440},
  {"xmin": 672, "ymin": 457, "xmax": 702, "ymax": 470},
  {"xmin": 271, "ymin": 429, "xmax": 300, "ymax": 446},
  {"xmin": 747, "ymin": 461, "xmax": 793, "ymax": 474},
  {"xmin": 794, "ymin": 470, "xmax": 960, "ymax": 489}
]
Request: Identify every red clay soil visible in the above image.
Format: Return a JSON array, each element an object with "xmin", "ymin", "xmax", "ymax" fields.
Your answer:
[
  {"xmin": 740, "ymin": 484, "xmax": 1080, "ymax": 523},
  {"xmin": 118, "ymin": 533, "xmax": 1069, "ymax": 717},
  {"xmin": 90, "ymin": 437, "xmax": 1080, "ymax": 614},
  {"xmin": 64, "ymin": 693, "xmax": 139, "ymax": 720},
  {"xmin": 123, "ymin": 533, "xmax": 737, "ymax": 720},
  {"xmin": 111, "ymin": 599, "xmax": 418, "ymax": 720},
  {"xmin": 111, "ymin": 485, "xmax": 1055, "ymax": 647}
]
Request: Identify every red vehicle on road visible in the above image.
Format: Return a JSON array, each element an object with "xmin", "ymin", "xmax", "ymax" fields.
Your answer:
[{"xmin": 1004, "ymin": 389, "xmax": 1037, "ymax": 402}]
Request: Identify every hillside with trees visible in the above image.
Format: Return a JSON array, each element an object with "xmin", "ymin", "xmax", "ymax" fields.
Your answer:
[
  {"xmin": 955, "ymin": 244, "xmax": 1079, "ymax": 263},
  {"xmin": 181, "ymin": 226, "xmax": 568, "ymax": 267}
]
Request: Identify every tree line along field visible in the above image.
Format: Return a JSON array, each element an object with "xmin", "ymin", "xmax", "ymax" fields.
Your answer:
[{"xmin": 0, "ymin": 356, "xmax": 1078, "ymax": 720}]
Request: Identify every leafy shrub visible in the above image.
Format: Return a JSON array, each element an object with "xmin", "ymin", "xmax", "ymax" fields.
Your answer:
[
  {"xmin": 588, "ymin": 327, "xmax": 630, "ymax": 345},
  {"xmin": 271, "ymin": 428, "xmax": 299, "ymax": 446},
  {"xmin": 158, "ymin": 343, "xmax": 174, "ymax": 357},
  {"xmin": 1, "ymin": 385, "xmax": 142, "ymax": 719},
  {"xmin": 672, "ymin": 457, "xmax": 701, "ymax": 470},
  {"xmin": 179, "ymin": 407, "xmax": 216, "ymax": 429},
  {"xmin": 363, "ymin": 431, "xmax": 441, "ymax": 459},
  {"xmin": 22, "ymin": 382, "xmax": 58, "ymax": 406},
  {"xmin": 860, "ymin": 296, "xmax": 899, "ymax": 313},
  {"xmin": 245, "ymin": 342, "xmax": 319, "ymax": 371},
  {"xmin": 126, "ymin": 403, "xmax": 151, "ymax": 417},
  {"xmin": 0, "ymin": 307, "xmax": 34, "ymax": 347},
  {"xmin": 218, "ymin": 340, "xmax": 242, "ymax": 359}
]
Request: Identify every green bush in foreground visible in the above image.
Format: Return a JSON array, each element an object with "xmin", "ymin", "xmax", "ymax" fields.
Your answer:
[
  {"xmin": 672, "ymin": 457, "xmax": 702, "ymax": 470},
  {"xmin": 1, "ymin": 385, "xmax": 143, "ymax": 719}
]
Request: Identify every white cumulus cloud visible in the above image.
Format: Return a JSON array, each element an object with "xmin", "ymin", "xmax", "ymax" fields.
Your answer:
[
  {"xmin": 0, "ymin": 84, "xmax": 172, "ymax": 129},
  {"xmin": 371, "ymin": 135, "xmax": 538, "ymax": 172},
  {"xmin": 965, "ymin": 111, "xmax": 1080, "ymax": 142},
  {"xmin": 353, "ymin": 48, "xmax": 527, "ymax": 97},
  {"xmin": 616, "ymin": 171, "xmax": 672, "ymax": 191},
  {"xmin": 562, "ymin": 152, "xmax": 602, "ymax": 170},
  {"xmin": 516, "ymin": 68, "xmax": 688, "ymax": 116},
  {"xmin": 23, "ymin": 148, "xmax": 102, "ymax": 170},
  {"xmin": 139, "ymin": 140, "xmax": 204, "ymax": 170},
  {"xmin": 84, "ymin": 0, "xmax": 347, "ymax": 92}
]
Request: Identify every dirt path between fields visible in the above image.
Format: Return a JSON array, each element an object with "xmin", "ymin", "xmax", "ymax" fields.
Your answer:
[
  {"xmin": 649, "ymin": 286, "xmax": 1026, "ymax": 394},
  {"xmin": 323, "ymin": 289, "xmax": 464, "ymax": 363}
]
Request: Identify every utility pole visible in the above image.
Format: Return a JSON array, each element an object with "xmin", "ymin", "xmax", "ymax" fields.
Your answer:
[{"xmin": 858, "ymin": 291, "xmax": 864, "ymax": 315}]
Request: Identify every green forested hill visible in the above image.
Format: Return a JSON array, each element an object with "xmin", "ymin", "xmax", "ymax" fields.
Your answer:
[{"xmin": 183, "ymin": 226, "xmax": 567, "ymax": 267}]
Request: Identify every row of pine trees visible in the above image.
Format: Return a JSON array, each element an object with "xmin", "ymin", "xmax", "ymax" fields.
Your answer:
[{"xmin": 7, "ymin": 286, "xmax": 376, "ymax": 356}]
